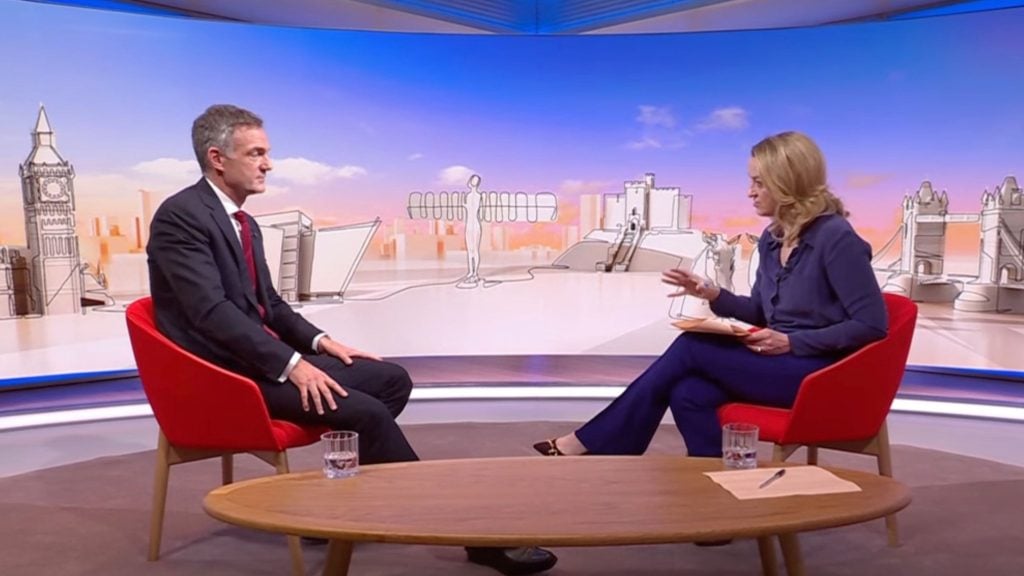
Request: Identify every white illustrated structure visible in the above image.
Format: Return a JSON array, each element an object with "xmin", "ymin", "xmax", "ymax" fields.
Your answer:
[
  {"xmin": 0, "ymin": 106, "xmax": 90, "ymax": 318},
  {"xmin": 961, "ymin": 176, "xmax": 1024, "ymax": 312},
  {"xmin": 0, "ymin": 247, "xmax": 31, "ymax": 317},
  {"xmin": 254, "ymin": 211, "xmax": 379, "ymax": 302},
  {"xmin": 877, "ymin": 177, "xmax": 1024, "ymax": 313},
  {"xmin": 666, "ymin": 231, "xmax": 745, "ymax": 320},
  {"xmin": 555, "ymin": 173, "xmax": 749, "ymax": 319},
  {"xmin": 463, "ymin": 175, "xmax": 484, "ymax": 286},
  {"xmin": 406, "ymin": 175, "xmax": 558, "ymax": 287}
]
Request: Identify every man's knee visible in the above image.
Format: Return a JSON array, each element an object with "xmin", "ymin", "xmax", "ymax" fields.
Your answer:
[
  {"xmin": 376, "ymin": 361, "xmax": 413, "ymax": 412},
  {"xmin": 320, "ymin": 394, "xmax": 394, "ymax": 431},
  {"xmin": 384, "ymin": 362, "xmax": 413, "ymax": 396}
]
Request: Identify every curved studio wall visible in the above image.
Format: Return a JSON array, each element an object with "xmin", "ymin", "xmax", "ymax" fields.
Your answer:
[{"xmin": 1, "ymin": 1, "xmax": 1023, "ymax": 386}]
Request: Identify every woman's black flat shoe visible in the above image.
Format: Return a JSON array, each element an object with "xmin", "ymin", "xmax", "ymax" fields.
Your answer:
[{"xmin": 532, "ymin": 439, "xmax": 565, "ymax": 456}]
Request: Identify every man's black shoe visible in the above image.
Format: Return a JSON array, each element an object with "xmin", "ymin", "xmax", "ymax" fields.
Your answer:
[{"xmin": 465, "ymin": 546, "xmax": 558, "ymax": 576}]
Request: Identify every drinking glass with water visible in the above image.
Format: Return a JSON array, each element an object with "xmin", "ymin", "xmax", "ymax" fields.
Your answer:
[
  {"xmin": 321, "ymin": 431, "xmax": 359, "ymax": 479},
  {"xmin": 722, "ymin": 422, "xmax": 758, "ymax": 470}
]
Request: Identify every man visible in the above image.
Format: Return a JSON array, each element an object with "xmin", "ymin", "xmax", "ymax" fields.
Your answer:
[{"xmin": 147, "ymin": 104, "xmax": 556, "ymax": 576}]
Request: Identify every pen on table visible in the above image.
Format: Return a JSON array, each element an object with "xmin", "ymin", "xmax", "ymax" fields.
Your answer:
[{"xmin": 758, "ymin": 469, "xmax": 786, "ymax": 489}]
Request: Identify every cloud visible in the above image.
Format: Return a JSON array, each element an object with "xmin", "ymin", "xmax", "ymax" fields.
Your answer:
[
  {"xmin": 126, "ymin": 157, "xmax": 200, "ymax": 191},
  {"xmin": 335, "ymin": 165, "xmax": 368, "ymax": 178},
  {"xmin": 626, "ymin": 137, "xmax": 662, "ymax": 150},
  {"xmin": 438, "ymin": 165, "xmax": 476, "ymax": 186},
  {"xmin": 696, "ymin": 106, "xmax": 750, "ymax": 131},
  {"xmin": 132, "ymin": 157, "xmax": 197, "ymax": 180},
  {"xmin": 627, "ymin": 105, "xmax": 690, "ymax": 150},
  {"xmin": 262, "ymin": 183, "xmax": 290, "ymax": 197},
  {"xmin": 272, "ymin": 157, "xmax": 367, "ymax": 184},
  {"xmin": 407, "ymin": 152, "xmax": 424, "ymax": 161},
  {"xmin": 636, "ymin": 105, "xmax": 675, "ymax": 128}
]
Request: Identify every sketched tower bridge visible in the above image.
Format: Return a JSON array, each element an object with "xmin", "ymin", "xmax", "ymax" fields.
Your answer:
[
  {"xmin": 406, "ymin": 175, "xmax": 558, "ymax": 287},
  {"xmin": 875, "ymin": 178, "xmax": 1024, "ymax": 313}
]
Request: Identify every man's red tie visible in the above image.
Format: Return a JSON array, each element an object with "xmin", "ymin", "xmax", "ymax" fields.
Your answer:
[
  {"xmin": 233, "ymin": 210, "xmax": 278, "ymax": 337},
  {"xmin": 233, "ymin": 211, "xmax": 260, "ymax": 296}
]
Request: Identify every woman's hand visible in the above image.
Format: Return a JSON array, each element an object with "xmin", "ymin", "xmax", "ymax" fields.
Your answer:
[
  {"xmin": 742, "ymin": 328, "xmax": 791, "ymax": 355},
  {"xmin": 662, "ymin": 268, "xmax": 721, "ymax": 302}
]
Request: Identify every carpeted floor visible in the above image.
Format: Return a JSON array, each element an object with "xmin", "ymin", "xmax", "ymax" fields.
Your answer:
[{"xmin": 3, "ymin": 421, "xmax": 1024, "ymax": 575}]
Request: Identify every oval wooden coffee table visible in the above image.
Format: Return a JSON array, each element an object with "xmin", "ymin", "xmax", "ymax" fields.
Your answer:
[{"xmin": 204, "ymin": 456, "xmax": 910, "ymax": 576}]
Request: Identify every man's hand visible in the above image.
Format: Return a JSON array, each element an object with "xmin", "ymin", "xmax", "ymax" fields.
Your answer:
[
  {"xmin": 318, "ymin": 337, "xmax": 382, "ymax": 365},
  {"xmin": 288, "ymin": 359, "xmax": 348, "ymax": 415},
  {"xmin": 741, "ymin": 328, "xmax": 791, "ymax": 356},
  {"xmin": 661, "ymin": 268, "xmax": 721, "ymax": 302}
]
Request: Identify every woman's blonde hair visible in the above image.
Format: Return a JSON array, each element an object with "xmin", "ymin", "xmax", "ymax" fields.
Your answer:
[{"xmin": 752, "ymin": 131, "xmax": 846, "ymax": 243}]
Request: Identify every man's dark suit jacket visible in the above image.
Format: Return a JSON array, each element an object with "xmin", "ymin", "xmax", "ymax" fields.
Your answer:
[{"xmin": 147, "ymin": 178, "xmax": 319, "ymax": 382}]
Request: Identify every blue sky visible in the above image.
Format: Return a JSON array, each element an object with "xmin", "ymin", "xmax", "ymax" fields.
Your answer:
[{"xmin": 1, "ymin": 0, "xmax": 1023, "ymax": 243}]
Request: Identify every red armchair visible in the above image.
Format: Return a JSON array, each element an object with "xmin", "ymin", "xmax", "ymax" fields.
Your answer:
[
  {"xmin": 125, "ymin": 297, "xmax": 327, "ymax": 575},
  {"xmin": 718, "ymin": 293, "xmax": 918, "ymax": 547}
]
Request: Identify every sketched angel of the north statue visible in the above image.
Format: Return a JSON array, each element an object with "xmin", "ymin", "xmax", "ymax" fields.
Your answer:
[{"xmin": 407, "ymin": 175, "xmax": 558, "ymax": 287}]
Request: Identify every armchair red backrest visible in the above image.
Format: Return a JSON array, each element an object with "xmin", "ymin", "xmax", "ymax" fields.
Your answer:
[
  {"xmin": 126, "ymin": 297, "xmax": 311, "ymax": 451},
  {"xmin": 720, "ymin": 293, "xmax": 918, "ymax": 445},
  {"xmin": 780, "ymin": 293, "xmax": 917, "ymax": 444}
]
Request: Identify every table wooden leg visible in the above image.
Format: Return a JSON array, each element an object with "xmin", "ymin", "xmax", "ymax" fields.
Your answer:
[
  {"xmin": 778, "ymin": 533, "xmax": 805, "ymax": 576},
  {"xmin": 322, "ymin": 540, "xmax": 354, "ymax": 576},
  {"xmin": 757, "ymin": 536, "xmax": 778, "ymax": 576},
  {"xmin": 287, "ymin": 535, "xmax": 305, "ymax": 576}
]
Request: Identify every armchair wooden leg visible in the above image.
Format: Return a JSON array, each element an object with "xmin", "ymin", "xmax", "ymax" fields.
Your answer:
[
  {"xmin": 875, "ymin": 422, "xmax": 900, "ymax": 547},
  {"xmin": 773, "ymin": 444, "xmax": 799, "ymax": 462},
  {"xmin": 805, "ymin": 446, "xmax": 819, "ymax": 466},
  {"xmin": 273, "ymin": 451, "xmax": 291, "ymax": 475},
  {"xmin": 148, "ymin": 431, "xmax": 171, "ymax": 561},
  {"xmin": 221, "ymin": 454, "xmax": 234, "ymax": 485},
  {"xmin": 757, "ymin": 536, "xmax": 778, "ymax": 576}
]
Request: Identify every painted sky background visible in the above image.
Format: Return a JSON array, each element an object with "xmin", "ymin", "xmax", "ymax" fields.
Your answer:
[{"xmin": 1, "ymin": 1, "xmax": 1023, "ymax": 252}]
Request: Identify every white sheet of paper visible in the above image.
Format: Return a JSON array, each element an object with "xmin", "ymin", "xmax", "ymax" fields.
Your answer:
[{"xmin": 703, "ymin": 466, "xmax": 863, "ymax": 500}]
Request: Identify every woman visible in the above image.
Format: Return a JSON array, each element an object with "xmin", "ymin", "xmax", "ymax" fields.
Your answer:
[{"xmin": 535, "ymin": 131, "xmax": 887, "ymax": 458}]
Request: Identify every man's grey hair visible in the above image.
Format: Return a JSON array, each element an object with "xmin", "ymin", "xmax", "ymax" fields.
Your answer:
[{"xmin": 191, "ymin": 104, "xmax": 263, "ymax": 172}]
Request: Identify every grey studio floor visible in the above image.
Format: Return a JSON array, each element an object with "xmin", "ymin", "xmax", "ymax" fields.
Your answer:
[{"xmin": 3, "ymin": 398, "xmax": 1023, "ymax": 479}]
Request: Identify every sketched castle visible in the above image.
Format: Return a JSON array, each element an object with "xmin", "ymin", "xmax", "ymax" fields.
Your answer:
[
  {"xmin": 0, "ymin": 106, "xmax": 84, "ymax": 318},
  {"xmin": 555, "ymin": 173, "xmax": 746, "ymax": 320},
  {"xmin": 557, "ymin": 173, "xmax": 699, "ymax": 274}
]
